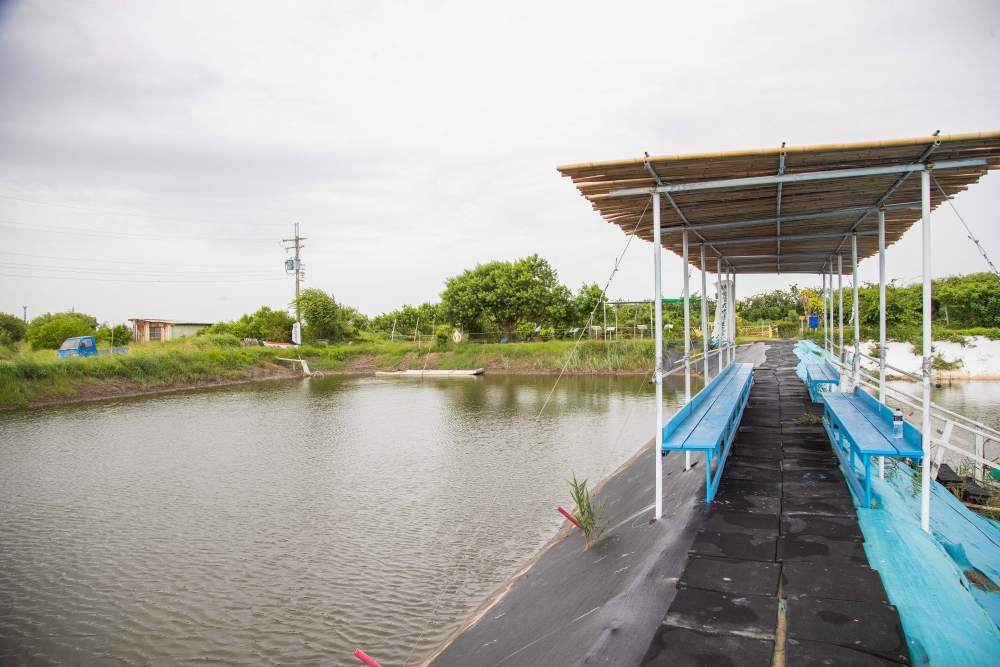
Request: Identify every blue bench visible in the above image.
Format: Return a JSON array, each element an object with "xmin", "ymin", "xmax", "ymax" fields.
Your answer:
[
  {"xmin": 822, "ymin": 389, "xmax": 923, "ymax": 508},
  {"xmin": 806, "ymin": 360, "xmax": 840, "ymax": 402},
  {"xmin": 662, "ymin": 362, "xmax": 755, "ymax": 501}
]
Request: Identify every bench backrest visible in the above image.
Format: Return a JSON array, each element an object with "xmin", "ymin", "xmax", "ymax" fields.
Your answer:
[
  {"xmin": 663, "ymin": 362, "xmax": 748, "ymax": 440},
  {"xmin": 855, "ymin": 389, "xmax": 922, "ymax": 449}
]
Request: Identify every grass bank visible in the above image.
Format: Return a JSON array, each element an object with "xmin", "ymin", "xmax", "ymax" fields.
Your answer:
[{"xmin": 0, "ymin": 336, "xmax": 672, "ymax": 410}]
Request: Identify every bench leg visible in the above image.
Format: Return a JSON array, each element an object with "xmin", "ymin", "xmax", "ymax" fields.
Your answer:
[
  {"xmin": 705, "ymin": 451, "xmax": 713, "ymax": 501},
  {"xmin": 865, "ymin": 458, "xmax": 872, "ymax": 509},
  {"xmin": 879, "ymin": 455, "xmax": 884, "ymax": 479}
]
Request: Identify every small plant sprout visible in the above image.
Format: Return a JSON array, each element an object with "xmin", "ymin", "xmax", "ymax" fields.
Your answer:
[
  {"xmin": 567, "ymin": 472, "xmax": 610, "ymax": 549},
  {"xmin": 792, "ymin": 414, "xmax": 823, "ymax": 425}
]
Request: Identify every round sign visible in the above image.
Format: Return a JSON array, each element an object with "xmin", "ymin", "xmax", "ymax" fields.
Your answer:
[{"xmin": 452, "ymin": 330, "xmax": 463, "ymax": 343}]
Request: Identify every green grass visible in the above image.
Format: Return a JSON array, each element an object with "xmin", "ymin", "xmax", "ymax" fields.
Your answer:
[
  {"xmin": 0, "ymin": 336, "xmax": 665, "ymax": 409},
  {"xmin": 0, "ymin": 334, "xmax": 286, "ymax": 409},
  {"xmin": 302, "ymin": 338, "xmax": 660, "ymax": 374}
]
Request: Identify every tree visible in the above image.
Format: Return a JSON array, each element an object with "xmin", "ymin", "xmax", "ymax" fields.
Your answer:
[
  {"xmin": 371, "ymin": 302, "xmax": 443, "ymax": 337},
  {"xmin": 26, "ymin": 311, "xmax": 98, "ymax": 350},
  {"xmin": 572, "ymin": 283, "xmax": 605, "ymax": 329},
  {"xmin": 200, "ymin": 306, "xmax": 297, "ymax": 342},
  {"xmin": 0, "ymin": 312, "xmax": 27, "ymax": 347},
  {"xmin": 739, "ymin": 289, "xmax": 800, "ymax": 323},
  {"xmin": 294, "ymin": 288, "xmax": 366, "ymax": 342},
  {"xmin": 440, "ymin": 255, "xmax": 572, "ymax": 339}
]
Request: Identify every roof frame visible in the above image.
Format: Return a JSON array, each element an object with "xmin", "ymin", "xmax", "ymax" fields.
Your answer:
[{"xmin": 609, "ymin": 157, "xmax": 987, "ymax": 197}]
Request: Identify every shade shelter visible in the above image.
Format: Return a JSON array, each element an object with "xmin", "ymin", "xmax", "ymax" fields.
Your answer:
[{"xmin": 558, "ymin": 131, "xmax": 1000, "ymax": 530}]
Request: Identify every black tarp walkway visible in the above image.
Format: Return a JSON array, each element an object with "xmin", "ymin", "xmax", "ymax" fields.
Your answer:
[
  {"xmin": 640, "ymin": 341, "xmax": 910, "ymax": 666},
  {"xmin": 425, "ymin": 343, "xmax": 910, "ymax": 666}
]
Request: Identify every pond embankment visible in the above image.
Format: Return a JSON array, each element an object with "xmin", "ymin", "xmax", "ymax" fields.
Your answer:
[{"xmin": 0, "ymin": 337, "xmax": 694, "ymax": 410}]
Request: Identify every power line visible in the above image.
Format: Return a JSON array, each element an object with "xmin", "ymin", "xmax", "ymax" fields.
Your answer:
[
  {"xmin": 0, "ymin": 194, "xmax": 286, "ymax": 227},
  {"xmin": 0, "ymin": 221, "xmax": 279, "ymax": 242},
  {"xmin": 0, "ymin": 261, "xmax": 282, "ymax": 277},
  {"xmin": 0, "ymin": 250, "xmax": 272, "ymax": 268},
  {"xmin": 0, "ymin": 272, "xmax": 286, "ymax": 283}
]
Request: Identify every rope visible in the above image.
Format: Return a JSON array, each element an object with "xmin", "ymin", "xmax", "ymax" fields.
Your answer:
[
  {"xmin": 400, "ymin": 196, "xmax": 653, "ymax": 666},
  {"xmin": 932, "ymin": 175, "xmax": 1000, "ymax": 280},
  {"xmin": 596, "ymin": 364, "xmax": 654, "ymax": 484}
]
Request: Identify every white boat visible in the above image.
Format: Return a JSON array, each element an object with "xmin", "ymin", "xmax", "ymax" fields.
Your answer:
[{"xmin": 375, "ymin": 368, "xmax": 484, "ymax": 377}]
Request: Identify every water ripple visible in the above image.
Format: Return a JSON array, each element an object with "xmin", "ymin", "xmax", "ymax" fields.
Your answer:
[{"xmin": 0, "ymin": 375, "xmax": 693, "ymax": 665}]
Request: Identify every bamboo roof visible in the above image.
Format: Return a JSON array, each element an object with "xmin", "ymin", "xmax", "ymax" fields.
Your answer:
[{"xmin": 557, "ymin": 132, "xmax": 1000, "ymax": 274}]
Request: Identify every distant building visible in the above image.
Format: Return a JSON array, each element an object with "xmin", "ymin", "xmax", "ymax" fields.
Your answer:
[{"xmin": 129, "ymin": 318, "xmax": 213, "ymax": 342}]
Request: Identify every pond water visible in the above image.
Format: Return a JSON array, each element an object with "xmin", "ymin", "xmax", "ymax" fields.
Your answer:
[{"xmin": 0, "ymin": 373, "xmax": 700, "ymax": 666}]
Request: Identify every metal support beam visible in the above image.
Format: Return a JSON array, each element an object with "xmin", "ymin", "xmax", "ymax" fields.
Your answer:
[
  {"xmin": 610, "ymin": 156, "xmax": 985, "ymax": 197},
  {"xmin": 701, "ymin": 244, "xmax": 709, "ymax": 384},
  {"xmin": 776, "ymin": 144, "xmax": 786, "ymax": 273},
  {"xmin": 726, "ymin": 265, "xmax": 733, "ymax": 362},
  {"xmin": 683, "ymin": 227, "xmax": 692, "ymax": 471},
  {"xmin": 731, "ymin": 272, "xmax": 736, "ymax": 362},
  {"xmin": 822, "ymin": 270, "xmax": 828, "ymax": 356},
  {"xmin": 653, "ymin": 193, "xmax": 664, "ymax": 520},
  {"xmin": 879, "ymin": 208, "xmax": 887, "ymax": 406},
  {"xmin": 852, "ymin": 233, "xmax": 860, "ymax": 388},
  {"xmin": 921, "ymin": 170, "xmax": 932, "ymax": 533},
  {"xmin": 717, "ymin": 256, "xmax": 723, "ymax": 375},
  {"xmin": 838, "ymin": 254, "xmax": 844, "ymax": 363},
  {"xmin": 672, "ymin": 229, "xmax": 879, "ymax": 248},
  {"xmin": 829, "ymin": 263, "xmax": 835, "ymax": 359},
  {"xmin": 659, "ymin": 201, "xmax": 919, "ymax": 235},
  {"xmin": 832, "ymin": 137, "xmax": 941, "ymax": 256},
  {"xmin": 645, "ymin": 156, "xmax": 735, "ymax": 274}
]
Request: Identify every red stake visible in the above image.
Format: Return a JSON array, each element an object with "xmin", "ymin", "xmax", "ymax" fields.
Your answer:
[
  {"xmin": 558, "ymin": 506, "xmax": 581, "ymax": 529},
  {"xmin": 354, "ymin": 648, "xmax": 383, "ymax": 667}
]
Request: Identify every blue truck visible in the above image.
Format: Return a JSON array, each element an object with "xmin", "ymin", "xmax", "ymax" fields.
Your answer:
[{"xmin": 56, "ymin": 336, "xmax": 129, "ymax": 358}]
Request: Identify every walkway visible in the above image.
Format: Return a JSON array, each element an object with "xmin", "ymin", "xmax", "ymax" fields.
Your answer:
[{"xmin": 640, "ymin": 341, "xmax": 912, "ymax": 666}]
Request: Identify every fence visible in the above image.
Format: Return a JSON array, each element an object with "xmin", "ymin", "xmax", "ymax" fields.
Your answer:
[{"xmin": 736, "ymin": 325, "xmax": 777, "ymax": 339}]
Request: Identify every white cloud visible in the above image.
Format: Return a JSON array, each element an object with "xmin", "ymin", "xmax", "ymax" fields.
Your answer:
[{"xmin": 0, "ymin": 0, "xmax": 998, "ymax": 323}]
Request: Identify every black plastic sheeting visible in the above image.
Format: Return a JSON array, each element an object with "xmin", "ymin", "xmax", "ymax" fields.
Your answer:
[{"xmin": 423, "ymin": 440, "xmax": 710, "ymax": 667}]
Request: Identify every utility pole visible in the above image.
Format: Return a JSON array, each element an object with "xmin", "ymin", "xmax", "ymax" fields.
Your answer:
[
  {"xmin": 23, "ymin": 306, "xmax": 27, "ymax": 323},
  {"xmin": 283, "ymin": 223, "xmax": 307, "ymax": 323}
]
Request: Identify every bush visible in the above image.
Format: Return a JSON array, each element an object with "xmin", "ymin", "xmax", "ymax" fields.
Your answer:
[
  {"xmin": 199, "ymin": 306, "xmax": 296, "ymax": 343},
  {"xmin": 0, "ymin": 313, "xmax": 26, "ymax": 347},
  {"xmin": 95, "ymin": 324, "xmax": 132, "ymax": 347},
  {"xmin": 26, "ymin": 311, "xmax": 97, "ymax": 350}
]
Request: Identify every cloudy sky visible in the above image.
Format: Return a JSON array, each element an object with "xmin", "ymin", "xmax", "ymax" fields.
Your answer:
[{"xmin": 1, "ymin": 1, "xmax": 998, "ymax": 326}]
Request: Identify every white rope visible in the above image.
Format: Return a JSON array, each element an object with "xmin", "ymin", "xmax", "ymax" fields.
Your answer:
[
  {"xmin": 400, "ymin": 197, "xmax": 653, "ymax": 666},
  {"xmin": 933, "ymin": 175, "xmax": 1000, "ymax": 280}
]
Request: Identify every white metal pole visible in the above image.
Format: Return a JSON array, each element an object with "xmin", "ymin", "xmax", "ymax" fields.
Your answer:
[
  {"xmin": 822, "ymin": 270, "xmax": 828, "ymax": 356},
  {"xmin": 701, "ymin": 244, "xmax": 710, "ymax": 384},
  {"xmin": 683, "ymin": 227, "xmax": 692, "ymax": 471},
  {"xmin": 653, "ymin": 194, "xmax": 664, "ymax": 519},
  {"xmin": 838, "ymin": 254, "xmax": 844, "ymax": 363},
  {"xmin": 852, "ymin": 233, "xmax": 860, "ymax": 388},
  {"xmin": 717, "ymin": 257, "xmax": 724, "ymax": 375},
  {"xmin": 725, "ymin": 265, "xmax": 732, "ymax": 363},
  {"xmin": 879, "ymin": 209, "xmax": 886, "ymax": 479},
  {"xmin": 920, "ymin": 170, "xmax": 932, "ymax": 533},
  {"xmin": 731, "ymin": 272, "xmax": 736, "ymax": 362},
  {"xmin": 829, "ymin": 263, "xmax": 835, "ymax": 360},
  {"xmin": 878, "ymin": 209, "xmax": 887, "ymax": 403}
]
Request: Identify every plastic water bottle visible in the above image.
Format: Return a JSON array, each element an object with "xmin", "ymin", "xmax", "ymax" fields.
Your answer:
[{"xmin": 893, "ymin": 408, "xmax": 904, "ymax": 439}]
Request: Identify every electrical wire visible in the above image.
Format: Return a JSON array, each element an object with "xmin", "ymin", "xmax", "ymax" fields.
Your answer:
[
  {"xmin": 0, "ymin": 261, "xmax": 282, "ymax": 278},
  {"xmin": 0, "ymin": 221, "xmax": 279, "ymax": 242},
  {"xmin": 0, "ymin": 250, "xmax": 274, "ymax": 268},
  {"xmin": 931, "ymin": 175, "xmax": 1000, "ymax": 280},
  {"xmin": 0, "ymin": 194, "xmax": 286, "ymax": 227},
  {"xmin": 0, "ymin": 272, "xmax": 285, "ymax": 283}
]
